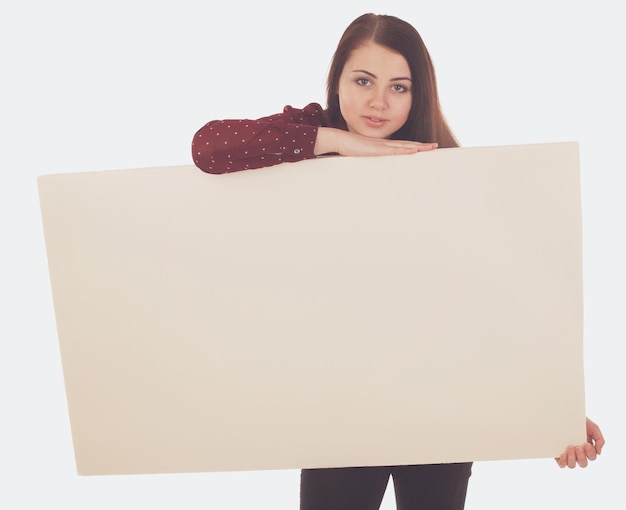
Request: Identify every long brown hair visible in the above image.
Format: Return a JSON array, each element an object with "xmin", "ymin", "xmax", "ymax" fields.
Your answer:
[{"xmin": 326, "ymin": 13, "xmax": 458, "ymax": 148}]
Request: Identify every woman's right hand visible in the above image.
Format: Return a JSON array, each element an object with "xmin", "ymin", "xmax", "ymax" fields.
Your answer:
[{"xmin": 314, "ymin": 127, "xmax": 437, "ymax": 157}]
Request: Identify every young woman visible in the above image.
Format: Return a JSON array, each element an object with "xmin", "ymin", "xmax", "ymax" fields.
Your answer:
[
  {"xmin": 192, "ymin": 14, "xmax": 446, "ymax": 174},
  {"xmin": 192, "ymin": 13, "xmax": 605, "ymax": 510}
]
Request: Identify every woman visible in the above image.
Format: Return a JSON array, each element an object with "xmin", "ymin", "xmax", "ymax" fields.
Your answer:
[
  {"xmin": 192, "ymin": 14, "xmax": 443, "ymax": 174},
  {"xmin": 192, "ymin": 13, "xmax": 604, "ymax": 510}
]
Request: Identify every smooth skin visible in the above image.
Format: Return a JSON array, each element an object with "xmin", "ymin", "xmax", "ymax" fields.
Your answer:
[{"xmin": 313, "ymin": 42, "xmax": 437, "ymax": 156}]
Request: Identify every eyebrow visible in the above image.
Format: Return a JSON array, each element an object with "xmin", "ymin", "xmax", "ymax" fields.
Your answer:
[{"xmin": 349, "ymin": 69, "xmax": 412, "ymax": 81}]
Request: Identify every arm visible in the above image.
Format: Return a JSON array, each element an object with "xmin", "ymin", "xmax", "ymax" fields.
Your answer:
[
  {"xmin": 192, "ymin": 103, "xmax": 326, "ymax": 174},
  {"xmin": 555, "ymin": 417, "xmax": 605, "ymax": 468},
  {"xmin": 314, "ymin": 127, "xmax": 438, "ymax": 157},
  {"xmin": 192, "ymin": 102, "xmax": 439, "ymax": 174}
]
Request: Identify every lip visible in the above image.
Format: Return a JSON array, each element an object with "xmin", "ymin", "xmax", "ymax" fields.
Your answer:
[{"xmin": 363, "ymin": 116, "xmax": 388, "ymax": 128}]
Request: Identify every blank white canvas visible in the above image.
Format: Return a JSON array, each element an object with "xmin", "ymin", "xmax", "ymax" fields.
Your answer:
[{"xmin": 38, "ymin": 142, "xmax": 586, "ymax": 476}]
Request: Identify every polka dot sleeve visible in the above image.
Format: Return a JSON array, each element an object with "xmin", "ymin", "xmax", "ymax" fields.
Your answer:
[{"xmin": 191, "ymin": 103, "xmax": 332, "ymax": 174}]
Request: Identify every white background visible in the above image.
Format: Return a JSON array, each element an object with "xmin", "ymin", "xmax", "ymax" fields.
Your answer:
[{"xmin": 1, "ymin": 1, "xmax": 623, "ymax": 508}]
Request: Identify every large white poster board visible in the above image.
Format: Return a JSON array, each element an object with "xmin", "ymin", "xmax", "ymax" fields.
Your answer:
[{"xmin": 38, "ymin": 142, "xmax": 586, "ymax": 476}]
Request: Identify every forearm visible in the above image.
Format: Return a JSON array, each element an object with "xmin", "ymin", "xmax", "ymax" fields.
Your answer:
[
  {"xmin": 192, "ymin": 103, "xmax": 328, "ymax": 174},
  {"xmin": 313, "ymin": 127, "xmax": 341, "ymax": 156},
  {"xmin": 314, "ymin": 127, "xmax": 438, "ymax": 157},
  {"xmin": 192, "ymin": 120, "xmax": 318, "ymax": 174}
]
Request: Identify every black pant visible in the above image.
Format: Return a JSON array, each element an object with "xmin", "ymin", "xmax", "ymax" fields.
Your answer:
[{"xmin": 300, "ymin": 463, "xmax": 472, "ymax": 510}]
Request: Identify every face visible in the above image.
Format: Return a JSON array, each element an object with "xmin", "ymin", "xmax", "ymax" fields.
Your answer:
[{"xmin": 337, "ymin": 42, "xmax": 412, "ymax": 139}]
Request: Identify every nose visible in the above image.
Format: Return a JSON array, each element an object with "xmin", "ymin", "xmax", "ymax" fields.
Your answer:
[{"xmin": 369, "ymin": 88, "xmax": 388, "ymax": 110}]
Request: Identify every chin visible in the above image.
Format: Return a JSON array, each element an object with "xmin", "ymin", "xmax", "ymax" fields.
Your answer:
[
  {"xmin": 366, "ymin": 130, "xmax": 394, "ymax": 139},
  {"xmin": 355, "ymin": 126, "xmax": 392, "ymax": 139}
]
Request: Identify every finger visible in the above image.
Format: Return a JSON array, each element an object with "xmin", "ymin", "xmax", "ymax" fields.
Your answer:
[
  {"xmin": 595, "ymin": 437, "xmax": 605, "ymax": 454},
  {"xmin": 583, "ymin": 442, "xmax": 597, "ymax": 461},
  {"xmin": 384, "ymin": 141, "xmax": 437, "ymax": 150},
  {"xmin": 382, "ymin": 144, "xmax": 437, "ymax": 155},
  {"xmin": 387, "ymin": 140, "xmax": 437, "ymax": 146},
  {"xmin": 586, "ymin": 418, "xmax": 606, "ymax": 454},
  {"xmin": 385, "ymin": 146, "xmax": 429, "ymax": 155},
  {"xmin": 575, "ymin": 445, "xmax": 588, "ymax": 468},
  {"xmin": 566, "ymin": 446, "xmax": 577, "ymax": 469},
  {"xmin": 592, "ymin": 429, "xmax": 606, "ymax": 454},
  {"xmin": 555, "ymin": 454, "xmax": 567, "ymax": 468},
  {"xmin": 414, "ymin": 143, "xmax": 438, "ymax": 152}
]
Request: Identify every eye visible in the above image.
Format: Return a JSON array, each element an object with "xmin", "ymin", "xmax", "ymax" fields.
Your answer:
[
  {"xmin": 392, "ymin": 84, "xmax": 409, "ymax": 93},
  {"xmin": 356, "ymin": 78, "xmax": 371, "ymax": 86}
]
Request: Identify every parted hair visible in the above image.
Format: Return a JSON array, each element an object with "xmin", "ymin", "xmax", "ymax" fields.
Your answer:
[{"xmin": 326, "ymin": 13, "xmax": 458, "ymax": 148}]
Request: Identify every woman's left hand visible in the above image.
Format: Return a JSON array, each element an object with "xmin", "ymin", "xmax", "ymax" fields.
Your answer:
[{"xmin": 555, "ymin": 417, "xmax": 605, "ymax": 468}]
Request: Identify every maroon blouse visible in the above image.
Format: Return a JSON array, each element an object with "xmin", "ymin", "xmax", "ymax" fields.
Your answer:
[{"xmin": 192, "ymin": 103, "xmax": 342, "ymax": 174}]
